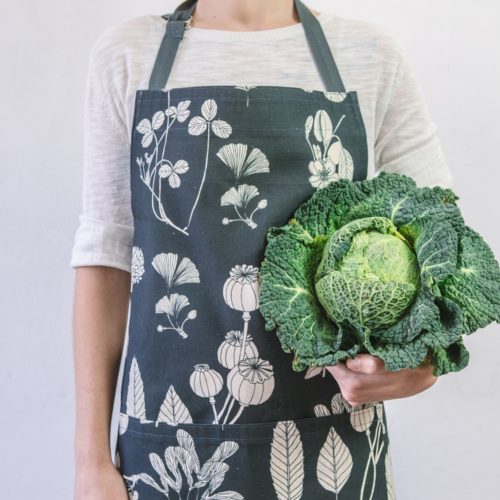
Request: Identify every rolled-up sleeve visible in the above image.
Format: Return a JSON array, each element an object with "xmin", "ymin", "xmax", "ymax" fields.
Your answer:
[{"xmin": 70, "ymin": 31, "xmax": 134, "ymax": 273}]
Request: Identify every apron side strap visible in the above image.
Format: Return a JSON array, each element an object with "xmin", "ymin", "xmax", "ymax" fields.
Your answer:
[{"xmin": 295, "ymin": 0, "xmax": 346, "ymax": 93}]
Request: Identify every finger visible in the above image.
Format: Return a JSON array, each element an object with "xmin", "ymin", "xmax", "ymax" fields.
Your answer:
[
  {"xmin": 325, "ymin": 361, "xmax": 351, "ymax": 380},
  {"xmin": 346, "ymin": 354, "xmax": 386, "ymax": 374}
]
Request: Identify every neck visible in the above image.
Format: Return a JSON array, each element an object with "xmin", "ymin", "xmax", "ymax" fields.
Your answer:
[{"xmin": 191, "ymin": 0, "xmax": 319, "ymax": 30}]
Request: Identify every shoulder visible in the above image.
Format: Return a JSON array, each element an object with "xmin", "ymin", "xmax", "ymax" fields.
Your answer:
[
  {"xmin": 88, "ymin": 14, "xmax": 165, "ymax": 68},
  {"xmin": 320, "ymin": 12, "xmax": 407, "ymax": 77}
]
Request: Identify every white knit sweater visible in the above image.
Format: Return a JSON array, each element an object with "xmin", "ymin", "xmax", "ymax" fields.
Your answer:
[{"xmin": 69, "ymin": 9, "xmax": 453, "ymax": 273}]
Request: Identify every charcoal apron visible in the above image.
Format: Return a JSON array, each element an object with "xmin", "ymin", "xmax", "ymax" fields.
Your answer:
[{"xmin": 114, "ymin": 1, "xmax": 395, "ymax": 498}]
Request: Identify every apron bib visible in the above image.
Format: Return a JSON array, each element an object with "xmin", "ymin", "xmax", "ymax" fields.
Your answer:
[{"xmin": 115, "ymin": 1, "xmax": 394, "ymax": 498}]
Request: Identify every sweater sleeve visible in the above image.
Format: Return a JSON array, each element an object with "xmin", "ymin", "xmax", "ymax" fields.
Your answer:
[
  {"xmin": 373, "ymin": 36, "xmax": 454, "ymax": 189},
  {"xmin": 69, "ymin": 29, "xmax": 134, "ymax": 273}
]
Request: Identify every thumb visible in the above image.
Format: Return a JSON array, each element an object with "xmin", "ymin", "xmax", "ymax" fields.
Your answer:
[{"xmin": 346, "ymin": 354, "xmax": 385, "ymax": 374}]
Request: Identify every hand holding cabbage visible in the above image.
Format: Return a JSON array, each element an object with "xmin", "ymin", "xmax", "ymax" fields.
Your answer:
[{"xmin": 258, "ymin": 172, "xmax": 500, "ymax": 376}]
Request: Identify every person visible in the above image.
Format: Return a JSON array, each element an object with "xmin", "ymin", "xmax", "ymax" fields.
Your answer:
[{"xmin": 71, "ymin": 1, "xmax": 448, "ymax": 498}]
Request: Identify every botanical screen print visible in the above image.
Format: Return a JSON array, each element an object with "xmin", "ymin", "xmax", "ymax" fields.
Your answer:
[{"xmin": 116, "ymin": 84, "xmax": 392, "ymax": 499}]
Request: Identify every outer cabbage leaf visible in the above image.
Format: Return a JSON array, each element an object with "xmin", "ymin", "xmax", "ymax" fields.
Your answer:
[{"xmin": 441, "ymin": 226, "xmax": 500, "ymax": 333}]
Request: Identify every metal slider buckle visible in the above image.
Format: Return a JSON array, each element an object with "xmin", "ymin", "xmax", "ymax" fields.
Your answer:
[{"xmin": 184, "ymin": 14, "xmax": 193, "ymax": 29}]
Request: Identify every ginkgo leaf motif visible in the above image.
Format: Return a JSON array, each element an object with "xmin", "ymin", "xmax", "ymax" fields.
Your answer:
[
  {"xmin": 324, "ymin": 91, "xmax": 348, "ymax": 103},
  {"xmin": 385, "ymin": 446, "xmax": 395, "ymax": 500},
  {"xmin": 152, "ymin": 252, "xmax": 200, "ymax": 288},
  {"xmin": 270, "ymin": 420, "xmax": 305, "ymax": 500},
  {"xmin": 216, "ymin": 143, "xmax": 270, "ymax": 180},
  {"xmin": 156, "ymin": 293, "xmax": 190, "ymax": 318},
  {"xmin": 316, "ymin": 426, "xmax": 353, "ymax": 494},
  {"xmin": 221, "ymin": 184, "xmax": 259, "ymax": 209},
  {"xmin": 157, "ymin": 385, "xmax": 193, "ymax": 426},
  {"xmin": 126, "ymin": 356, "xmax": 146, "ymax": 420}
]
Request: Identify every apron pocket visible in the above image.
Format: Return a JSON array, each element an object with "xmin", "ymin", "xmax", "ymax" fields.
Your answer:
[{"xmin": 116, "ymin": 405, "xmax": 392, "ymax": 499}]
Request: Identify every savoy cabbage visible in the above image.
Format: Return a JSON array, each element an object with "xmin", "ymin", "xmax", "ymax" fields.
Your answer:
[{"xmin": 258, "ymin": 172, "xmax": 500, "ymax": 376}]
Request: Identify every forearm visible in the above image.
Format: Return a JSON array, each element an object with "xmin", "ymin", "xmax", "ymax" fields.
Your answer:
[{"xmin": 72, "ymin": 266, "xmax": 130, "ymax": 469}]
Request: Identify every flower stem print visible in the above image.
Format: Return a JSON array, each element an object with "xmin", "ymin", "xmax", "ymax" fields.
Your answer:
[
  {"xmin": 304, "ymin": 109, "xmax": 354, "ymax": 189},
  {"xmin": 187, "ymin": 99, "xmax": 233, "ymax": 231},
  {"xmin": 234, "ymin": 84, "xmax": 257, "ymax": 107},
  {"xmin": 153, "ymin": 252, "xmax": 200, "ymax": 339},
  {"xmin": 122, "ymin": 428, "xmax": 244, "ymax": 499},
  {"xmin": 135, "ymin": 92, "xmax": 192, "ymax": 235},
  {"xmin": 189, "ymin": 264, "xmax": 275, "ymax": 425},
  {"xmin": 217, "ymin": 143, "xmax": 270, "ymax": 229},
  {"xmin": 350, "ymin": 404, "xmax": 386, "ymax": 500}
]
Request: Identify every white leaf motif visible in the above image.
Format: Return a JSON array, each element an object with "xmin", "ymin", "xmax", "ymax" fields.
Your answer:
[
  {"xmin": 338, "ymin": 147, "xmax": 354, "ymax": 179},
  {"xmin": 136, "ymin": 118, "xmax": 152, "ymax": 134},
  {"xmin": 270, "ymin": 420, "xmax": 304, "ymax": 500},
  {"xmin": 331, "ymin": 393, "xmax": 348, "ymax": 415},
  {"xmin": 316, "ymin": 426, "xmax": 353, "ymax": 494},
  {"xmin": 205, "ymin": 492, "xmax": 244, "ymax": 500},
  {"xmin": 152, "ymin": 111, "xmax": 165, "ymax": 130},
  {"xmin": 313, "ymin": 110, "xmax": 333, "ymax": 144},
  {"xmin": 141, "ymin": 131, "xmax": 154, "ymax": 148},
  {"xmin": 188, "ymin": 116, "xmax": 208, "ymax": 135},
  {"xmin": 176, "ymin": 100, "xmax": 191, "ymax": 122},
  {"xmin": 126, "ymin": 356, "xmax": 146, "ymax": 419},
  {"xmin": 201, "ymin": 99, "xmax": 218, "ymax": 120},
  {"xmin": 157, "ymin": 385, "xmax": 193, "ymax": 426},
  {"xmin": 350, "ymin": 406, "xmax": 375, "ymax": 432},
  {"xmin": 211, "ymin": 120, "xmax": 232, "ymax": 138},
  {"xmin": 314, "ymin": 404, "xmax": 330, "ymax": 417},
  {"xmin": 152, "ymin": 252, "xmax": 200, "ymax": 288}
]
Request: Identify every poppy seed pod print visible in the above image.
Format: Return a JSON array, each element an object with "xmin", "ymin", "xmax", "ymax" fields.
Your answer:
[{"xmin": 190, "ymin": 263, "xmax": 275, "ymax": 425}]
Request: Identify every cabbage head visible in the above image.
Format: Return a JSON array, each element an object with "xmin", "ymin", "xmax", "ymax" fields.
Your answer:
[{"xmin": 258, "ymin": 172, "xmax": 500, "ymax": 376}]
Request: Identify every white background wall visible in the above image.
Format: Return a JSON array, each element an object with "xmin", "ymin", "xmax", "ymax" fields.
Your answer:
[{"xmin": 1, "ymin": 1, "xmax": 498, "ymax": 498}]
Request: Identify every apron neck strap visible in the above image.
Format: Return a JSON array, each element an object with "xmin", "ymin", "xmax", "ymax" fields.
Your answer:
[{"xmin": 148, "ymin": 0, "xmax": 346, "ymax": 93}]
